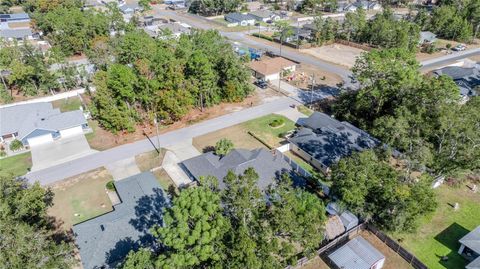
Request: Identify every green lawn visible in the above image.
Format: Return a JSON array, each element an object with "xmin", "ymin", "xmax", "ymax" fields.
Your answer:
[
  {"xmin": 390, "ymin": 183, "xmax": 480, "ymax": 269},
  {"xmin": 297, "ymin": 105, "xmax": 314, "ymax": 116},
  {"xmin": 0, "ymin": 152, "xmax": 32, "ymax": 177},
  {"xmin": 51, "ymin": 97, "xmax": 82, "ymax": 112},
  {"xmin": 153, "ymin": 169, "xmax": 177, "ymax": 193},
  {"xmin": 284, "ymin": 150, "xmax": 316, "ymax": 174},
  {"xmin": 242, "ymin": 114, "xmax": 296, "ymax": 148}
]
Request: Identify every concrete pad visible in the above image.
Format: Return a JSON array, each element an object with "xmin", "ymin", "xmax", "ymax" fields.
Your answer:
[
  {"xmin": 162, "ymin": 151, "xmax": 193, "ymax": 188},
  {"xmin": 106, "ymin": 157, "xmax": 141, "ymax": 181},
  {"xmin": 275, "ymin": 108, "xmax": 307, "ymax": 125},
  {"xmin": 164, "ymin": 139, "xmax": 201, "ymax": 161},
  {"xmin": 31, "ymin": 135, "xmax": 97, "ymax": 171}
]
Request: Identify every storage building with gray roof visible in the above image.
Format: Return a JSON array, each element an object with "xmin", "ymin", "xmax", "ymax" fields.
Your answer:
[{"xmin": 328, "ymin": 236, "xmax": 386, "ymax": 269}]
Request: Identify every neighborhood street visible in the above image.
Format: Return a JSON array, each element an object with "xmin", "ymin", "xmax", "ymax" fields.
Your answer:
[{"xmin": 26, "ymin": 96, "xmax": 299, "ymax": 185}]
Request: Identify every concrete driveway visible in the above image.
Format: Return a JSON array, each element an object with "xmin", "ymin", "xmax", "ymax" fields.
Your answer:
[
  {"xmin": 106, "ymin": 157, "xmax": 141, "ymax": 181},
  {"xmin": 30, "ymin": 135, "xmax": 96, "ymax": 172},
  {"xmin": 162, "ymin": 139, "xmax": 201, "ymax": 188}
]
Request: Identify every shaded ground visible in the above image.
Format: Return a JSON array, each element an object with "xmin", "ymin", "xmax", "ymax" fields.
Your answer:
[
  {"xmin": 0, "ymin": 152, "xmax": 32, "ymax": 177},
  {"xmin": 135, "ymin": 150, "xmax": 166, "ymax": 172},
  {"xmin": 48, "ymin": 168, "xmax": 113, "ymax": 229},
  {"xmin": 390, "ymin": 182, "xmax": 480, "ymax": 269},
  {"xmin": 192, "ymin": 114, "xmax": 295, "ymax": 152},
  {"xmin": 51, "ymin": 96, "xmax": 82, "ymax": 112},
  {"xmin": 300, "ymin": 44, "xmax": 365, "ymax": 68},
  {"xmin": 284, "ymin": 150, "xmax": 316, "ymax": 175},
  {"xmin": 85, "ymin": 88, "xmax": 279, "ymax": 151},
  {"xmin": 297, "ymin": 105, "xmax": 314, "ymax": 116}
]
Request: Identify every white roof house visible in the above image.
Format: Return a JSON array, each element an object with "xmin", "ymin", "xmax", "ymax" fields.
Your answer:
[{"xmin": 329, "ymin": 236, "xmax": 386, "ymax": 269}]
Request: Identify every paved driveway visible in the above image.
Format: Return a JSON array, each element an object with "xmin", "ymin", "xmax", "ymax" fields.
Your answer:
[{"xmin": 30, "ymin": 135, "xmax": 96, "ymax": 172}]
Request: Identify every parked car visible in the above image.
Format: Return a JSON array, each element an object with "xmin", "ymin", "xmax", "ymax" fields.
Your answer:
[
  {"xmin": 452, "ymin": 44, "xmax": 467, "ymax": 51},
  {"xmin": 254, "ymin": 79, "xmax": 268, "ymax": 89}
]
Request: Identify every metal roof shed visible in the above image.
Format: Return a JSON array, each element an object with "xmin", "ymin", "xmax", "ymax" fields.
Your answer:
[{"xmin": 329, "ymin": 236, "xmax": 386, "ymax": 269}]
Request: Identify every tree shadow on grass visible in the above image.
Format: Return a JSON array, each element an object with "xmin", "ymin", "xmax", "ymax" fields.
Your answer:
[{"xmin": 434, "ymin": 222, "xmax": 470, "ymax": 269}]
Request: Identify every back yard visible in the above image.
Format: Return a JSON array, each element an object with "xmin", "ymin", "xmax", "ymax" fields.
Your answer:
[
  {"xmin": 0, "ymin": 152, "xmax": 32, "ymax": 177},
  {"xmin": 390, "ymin": 182, "xmax": 480, "ymax": 269},
  {"xmin": 48, "ymin": 168, "xmax": 113, "ymax": 229},
  {"xmin": 193, "ymin": 114, "xmax": 296, "ymax": 152}
]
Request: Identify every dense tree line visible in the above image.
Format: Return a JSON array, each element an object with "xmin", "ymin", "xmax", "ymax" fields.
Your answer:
[
  {"xmin": 334, "ymin": 48, "xmax": 480, "ymax": 176},
  {"xmin": 313, "ymin": 9, "xmax": 420, "ymax": 51},
  {"xmin": 122, "ymin": 168, "xmax": 327, "ymax": 269},
  {"xmin": 90, "ymin": 29, "xmax": 253, "ymax": 133},
  {"xmin": 188, "ymin": 0, "xmax": 246, "ymax": 16},
  {"xmin": 299, "ymin": 0, "xmax": 338, "ymax": 13},
  {"xmin": 414, "ymin": 0, "xmax": 479, "ymax": 42},
  {"xmin": 0, "ymin": 174, "xmax": 75, "ymax": 268},
  {"xmin": 330, "ymin": 150, "xmax": 437, "ymax": 232}
]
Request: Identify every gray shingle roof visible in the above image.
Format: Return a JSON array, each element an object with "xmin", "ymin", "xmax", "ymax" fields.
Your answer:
[
  {"xmin": 182, "ymin": 148, "xmax": 303, "ymax": 190},
  {"xmin": 0, "ymin": 13, "xmax": 30, "ymax": 21},
  {"xmin": 0, "ymin": 28, "xmax": 33, "ymax": 39},
  {"xmin": 467, "ymin": 256, "xmax": 480, "ymax": 269},
  {"xmin": 0, "ymin": 103, "xmax": 86, "ymax": 140},
  {"xmin": 289, "ymin": 112, "xmax": 378, "ymax": 168},
  {"xmin": 434, "ymin": 65, "xmax": 480, "ymax": 97},
  {"xmin": 224, "ymin": 13, "xmax": 254, "ymax": 23},
  {"xmin": 248, "ymin": 10, "xmax": 274, "ymax": 19},
  {"xmin": 328, "ymin": 236, "xmax": 385, "ymax": 269},
  {"xmin": 460, "ymin": 226, "xmax": 480, "ymax": 254},
  {"xmin": 73, "ymin": 172, "xmax": 168, "ymax": 269}
]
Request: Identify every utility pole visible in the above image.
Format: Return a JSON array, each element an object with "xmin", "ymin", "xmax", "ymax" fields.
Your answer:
[{"xmin": 154, "ymin": 113, "xmax": 161, "ymax": 155}]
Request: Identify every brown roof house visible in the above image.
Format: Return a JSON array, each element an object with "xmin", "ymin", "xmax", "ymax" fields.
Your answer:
[{"xmin": 249, "ymin": 57, "xmax": 297, "ymax": 82}]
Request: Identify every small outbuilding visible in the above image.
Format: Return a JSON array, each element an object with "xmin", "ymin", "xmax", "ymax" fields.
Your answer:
[
  {"xmin": 328, "ymin": 236, "xmax": 386, "ymax": 269},
  {"xmin": 420, "ymin": 31, "xmax": 437, "ymax": 44},
  {"xmin": 458, "ymin": 226, "xmax": 480, "ymax": 269},
  {"xmin": 249, "ymin": 57, "xmax": 297, "ymax": 81}
]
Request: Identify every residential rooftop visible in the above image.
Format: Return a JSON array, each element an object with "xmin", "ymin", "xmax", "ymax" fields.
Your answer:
[
  {"xmin": 182, "ymin": 148, "xmax": 304, "ymax": 190},
  {"xmin": 433, "ymin": 64, "xmax": 480, "ymax": 98},
  {"xmin": 328, "ymin": 236, "xmax": 385, "ymax": 269},
  {"xmin": 73, "ymin": 172, "xmax": 168, "ymax": 269}
]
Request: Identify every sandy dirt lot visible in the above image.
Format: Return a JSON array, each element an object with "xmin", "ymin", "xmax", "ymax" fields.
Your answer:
[
  {"xmin": 286, "ymin": 63, "xmax": 344, "ymax": 89},
  {"xmin": 301, "ymin": 44, "xmax": 366, "ymax": 68},
  {"xmin": 416, "ymin": 38, "xmax": 480, "ymax": 61}
]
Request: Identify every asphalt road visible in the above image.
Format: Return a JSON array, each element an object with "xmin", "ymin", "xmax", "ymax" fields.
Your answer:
[
  {"xmin": 420, "ymin": 48, "xmax": 480, "ymax": 71},
  {"xmin": 27, "ymin": 97, "xmax": 299, "ymax": 185}
]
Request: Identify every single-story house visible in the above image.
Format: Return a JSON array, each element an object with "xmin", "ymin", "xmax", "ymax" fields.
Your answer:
[
  {"xmin": 0, "ymin": 103, "xmax": 88, "ymax": 147},
  {"xmin": 182, "ymin": 148, "xmax": 304, "ymax": 190},
  {"xmin": 73, "ymin": 172, "xmax": 168, "ymax": 269},
  {"xmin": 288, "ymin": 112, "xmax": 378, "ymax": 173},
  {"xmin": 343, "ymin": 3, "xmax": 358, "ymax": 12},
  {"xmin": 0, "ymin": 13, "xmax": 37, "ymax": 41},
  {"xmin": 328, "ymin": 236, "xmax": 386, "ymax": 269},
  {"xmin": 248, "ymin": 10, "xmax": 281, "ymax": 23},
  {"xmin": 224, "ymin": 13, "xmax": 255, "ymax": 27},
  {"xmin": 458, "ymin": 226, "xmax": 480, "ymax": 269},
  {"xmin": 249, "ymin": 57, "xmax": 297, "ymax": 81},
  {"xmin": 433, "ymin": 64, "xmax": 480, "ymax": 102},
  {"xmin": 284, "ymin": 26, "xmax": 312, "ymax": 42},
  {"xmin": 420, "ymin": 31, "xmax": 437, "ymax": 44},
  {"xmin": 118, "ymin": 3, "xmax": 143, "ymax": 14}
]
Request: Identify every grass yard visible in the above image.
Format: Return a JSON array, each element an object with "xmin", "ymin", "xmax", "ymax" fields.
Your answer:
[
  {"xmin": 48, "ymin": 168, "xmax": 113, "ymax": 229},
  {"xmin": 390, "ymin": 183, "xmax": 480, "ymax": 269},
  {"xmin": 135, "ymin": 150, "xmax": 166, "ymax": 172},
  {"xmin": 297, "ymin": 105, "xmax": 314, "ymax": 116},
  {"xmin": 284, "ymin": 151, "xmax": 316, "ymax": 175},
  {"xmin": 152, "ymin": 168, "xmax": 177, "ymax": 193},
  {"xmin": 193, "ymin": 114, "xmax": 295, "ymax": 152},
  {"xmin": 51, "ymin": 97, "xmax": 82, "ymax": 112},
  {"xmin": 0, "ymin": 152, "xmax": 32, "ymax": 177}
]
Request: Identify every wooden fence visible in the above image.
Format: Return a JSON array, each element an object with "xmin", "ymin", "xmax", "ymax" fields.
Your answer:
[
  {"xmin": 335, "ymin": 39, "xmax": 373, "ymax": 51},
  {"xmin": 285, "ymin": 223, "xmax": 428, "ymax": 269}
]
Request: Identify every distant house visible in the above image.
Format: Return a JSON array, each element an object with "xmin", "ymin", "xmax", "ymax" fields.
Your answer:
[
  {"xmin": 224, "ymin": 13, "xmax": 255, "ymax": 27},
  {"xmin": 420, "ymin": 31, "xmax": 437, "ymax": 44},
  {"xmin": 249, "ymin": 57, "xmax": 297, "ymax": 81},
  {"xmin": 354, "ymin": 0, "xmax": 382, "ymax": 10},
  {"xmin": 433, "ymin": 64, "xmax": 480, "ymax": 103},
  {"xmin": 328, "ymin": 236, "xmax": 386, "ymax": 269},
  {"xmin": 118, "ymin": 3, "xmax": 142, "ymax": 14},
  {"xmin": 458, "ymin": 226, "xmax": 480, "ymax": 269},
  {"xmin": 248, "ymin": 10, "xmax": 281, "ymax": 23},
  {"xmin": 0, "ymin": 13, "xmax": 37, "ymax": 41},
  {"xmin": 284, "ymin": 26, "xmax": 312, "ymax": 42},
  {"xmin": 182, "ymin": 148, "xmax": 304, "ymax": 190},
  {"xmin": 0, "ymin": 103, "xmax": 88, "ymax": 147},
  {"xmin": 288, "ymin": 112, "xmax": 378, "ymax": 173},
  {"xmin": 73, "ymin": 172, "xmax": 168, "ymax": 269}
]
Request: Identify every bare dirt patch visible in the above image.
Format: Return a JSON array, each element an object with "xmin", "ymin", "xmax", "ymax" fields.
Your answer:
[
  {"xmin": 193, "ymin": 124, "xmax": 265, "ymax": 153},
  {"xmin": 48, "ymin": 168, "xmax": 113, "ymax": 229},
  {"xmin": 301, "ymin": 44, "xmax": 366, "ymax": 68},
  {"xmin": 287, "ymin": 63, "xmax": 344, "ymax": 89}
]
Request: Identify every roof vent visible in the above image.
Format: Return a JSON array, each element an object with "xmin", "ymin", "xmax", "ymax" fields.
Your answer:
[
  {"xmin": 41, "ymin": 118, "xmax": 45, "ymax": 121},
  {"xmin": 100, "ymin": 225, "xmax": 105, "ymax": 231}
]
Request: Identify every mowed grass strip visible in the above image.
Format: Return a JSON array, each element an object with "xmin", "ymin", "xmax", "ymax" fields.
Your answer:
[
  {"xmin": 193, "ymin": 114, "xmax": 295, "ymax": 152},
  {"xmin": 390, "ymin": 183, "xmax": 480, "ymax": 269},
  {"xmin": 0, "ymin": 152, "xmax": 32, "ymax": 177},
  {"xmin": 48, "ymin": 168, "xmax": 113, "ymax": 229},
  {"xmin": 51, "ymin": 96, "xmax": 82, "ymax": 112}
]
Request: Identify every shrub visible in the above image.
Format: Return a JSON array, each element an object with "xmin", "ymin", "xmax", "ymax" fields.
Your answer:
[
  {"xmin": 215, "ymin": 138, "xmax": 234, "ymax": 156},
  {"xmin": 9, "ymin": 140, "xmax": 23, "ymax": 151},
  {"xmin": 252, "ymin": 32, "xmax": 273, "ymax": 41},
  {"xmin": 269, "ymin": 118, "xmax": 285, "ymax": 128},
  {"xmin": 0, "ymin": 150, "xmax": 6, "ymax": 157},
  {"xmin": 106, "ymin": 180, "xmax": 116, "ymax": 191}
]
